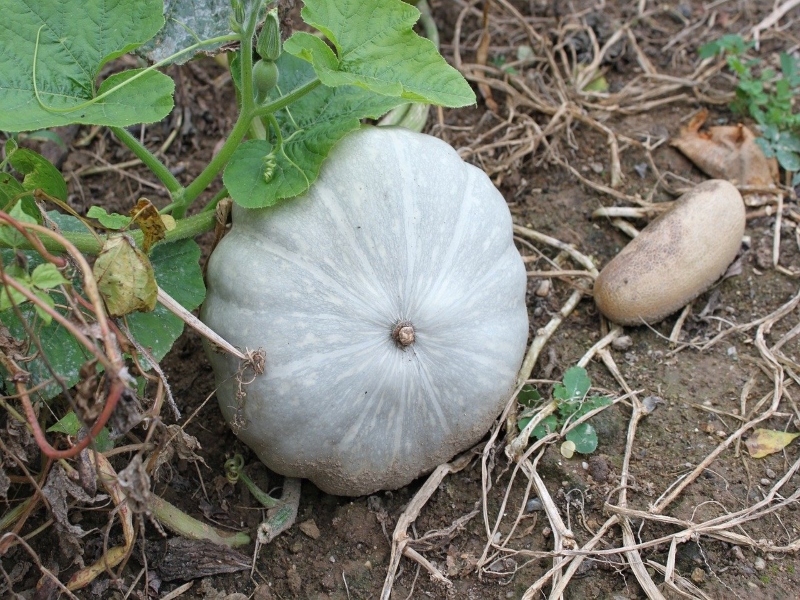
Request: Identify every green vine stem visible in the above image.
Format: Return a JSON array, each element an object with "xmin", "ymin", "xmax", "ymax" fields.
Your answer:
[
  {"xmin": 175, "ymin": 78, "xmax": 321, "ymax": 216},
  {"xmin": 151, "ymin": 493, "xmax": 251, "ymax": 548},
  {"xmin": 109, "ymin": 126, "xmax": 182, "ymax": 195},
  {"xmin": 0, "ymin": 209, "xmax": 216, "ymax": 255},
  {"xmin": 225, "ymin": 453, "xmax": 281, "ymax": 509}
]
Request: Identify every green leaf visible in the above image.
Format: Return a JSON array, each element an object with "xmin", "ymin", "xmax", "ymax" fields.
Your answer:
[
  {"xmin": 87, "ymin": 206, "xmax": 133, "ymax": 230},
  {"xmin": 0, "ymin": 201, "xmax": 38, "ymax": 248},
  {"xmin": 698, "ymin": 40, "xmax": 721, "ymax": 59},
  {"xmin": 284, "ymin": 0, "xmax": 475, "ymax": 107},
  {"xmin": 6, "ymin": 141, "xmax": 67, "ymax": 201},
  {"xmin": 126, "ymin": 238, "xmax": 206, "ymax": 363},
  {"xmin": 517, "ymin": 384, "xmax": 541, "ymax": 408},
  {"xmin": 33, "ymin": 289, "xmax": 55, "ymax": 324},
  {"xmin": 531, "ymin": 415, "xmax": 558, "ymax": 439},
  {"xmin": 137, "ymin": 0, "xmax": 236, "ymax": 65},
  {"xmin": 554, "ymin": 366, "xmax": 591, "ymax": 402},
  {"xmin": 0, "ymin": 0, "xmax": 173, "ymax": 131},
  {"xmin": 0, "ymin": 275, "xmax": 31, "ymax": 313},
  {"xmin": 776, "ymin": 148, "xmax": 800, "ymax": 172},
  {"xmin": 566, "ymin": 423, "xmax": 599, "ymax": 454},
  {"xmin": 0, "ymin": 174, "xmax": 26, "ymax": 208},
  {"xmin": 777, "ymin": 132, "xmax": 800, "ymax": 152},
  {"xmin": 30, "ymin": 263, "xmax": 68, "ymax": 289},
  {"xmin": 225, "ymin": 53, "xmax": 404, "ymax": 208},
  {"xmin": 0, "ymin": 214, "xmax": 205, "ymax": 402},
  {"xmin": 48, "ymin": 410, "xmax": 114, "ymax": 452}
]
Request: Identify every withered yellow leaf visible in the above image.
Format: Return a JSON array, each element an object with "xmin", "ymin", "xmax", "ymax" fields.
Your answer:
[
  {"xmin": 93, "ymin": 235, "xmax": 157, "ymax": 317},
  {"xmin": 129, "ymin": 198, "xmax": 167, "ymax": 253},
  {"xmin": 744, "ymin": 428, "xmax": 800, "ymax": 459}
]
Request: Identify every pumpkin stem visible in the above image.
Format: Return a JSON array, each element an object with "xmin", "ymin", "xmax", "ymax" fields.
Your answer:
[{"xmin": 391, "ymin": 320, "xmax": 415, "ymax": 347}]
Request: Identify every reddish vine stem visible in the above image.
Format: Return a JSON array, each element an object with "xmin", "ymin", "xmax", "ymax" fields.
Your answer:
[
  {"xmin": 22, "ymin": 378, "xmax": 124, "ymax": 460},
  {"xmin": 0, "ymin": 210, "xmax": 128, "ymax": 459},
  {"xmin": 0, "ymin": 212, "xmax": 121, "ymax": 366},
  {"xmin": 0, "ymin": 274, "xmax": 116, "ymax": 374},
  {"xmin": 0, "ymin": 212, "xmax": 67, "ymax": 268},
  {"xmin": 0, "ymin": 348, "xmax": 126, "ymax": 460}
]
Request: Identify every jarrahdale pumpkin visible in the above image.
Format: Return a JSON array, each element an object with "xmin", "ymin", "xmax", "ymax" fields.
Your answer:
[{"xmin": 201, "ymin": 127, "xmax": 529, "ymax": 496}]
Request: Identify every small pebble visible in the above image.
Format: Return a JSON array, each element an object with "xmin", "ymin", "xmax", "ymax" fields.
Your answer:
[
  {"xmin": 611, "ymin": 335, "xmax": 633, "ymax": 351},
  {"xmin": 329, "ymin": 556, "xmax": 336, "ymax": 563},
  {"xmin": 754, "ymin": 557, "xmax": 766, "ymax": 571},
  {"xmin": 731, "ymin": 546, "xmax": 745, "ymax": 561},
  {"xmin": 526, "ymin": 498, "xmax": 544, "ymax": 512},
  {"xmin": 765, "ymin": 468, "xmax": 776, "ymax": 479},
  {"xmin": 691, "ymin": 567, "xmax": 705, "ymax": 583},
  {"xmin": 492, "ymin": 532, "xmax": 502, "ymax": 544},
  {"xmin": 581, "ymin": 461, "xmax": 589, "ymax": 470},
  {"xmin": 760, "ymin": 478, "xmax": 771, "ymax": 486},
  {"xmin": 299, "ymin": 519, "xmax": 321, "ymax": 540},
  {"xmin": 535, "ymin": 279, "xmax": 551, "ymax": 297},
  {"xmin": 542, "ymin": 526, "xmax": 552, "ymax": 538},
  {"xmin": 642, "ymin": 396, "xmax": 663, "ymax": 414}
]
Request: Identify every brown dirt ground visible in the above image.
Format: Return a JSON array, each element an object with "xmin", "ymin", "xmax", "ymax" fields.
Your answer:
[{"xmin": 3, "ymin": 1, "xmax": 800, "ymax": 599}]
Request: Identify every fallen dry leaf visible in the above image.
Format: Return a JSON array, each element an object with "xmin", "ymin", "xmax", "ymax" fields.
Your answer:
[
  {"xmin": 744, "ymin": 428, "xmax": 800, "ymax": 458},
  {"xmin": 670, "ymin": 109, "xmax": 778, "ymax": 186},
  {"xmin": 93, "ymin": 234, "xmax": 158, "ymax": 316}
]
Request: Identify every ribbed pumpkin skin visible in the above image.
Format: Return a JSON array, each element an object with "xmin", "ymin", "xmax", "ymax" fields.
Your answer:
[{"xmin": 201, "ymin": 127, "xmax": 528, "ymax": 496}]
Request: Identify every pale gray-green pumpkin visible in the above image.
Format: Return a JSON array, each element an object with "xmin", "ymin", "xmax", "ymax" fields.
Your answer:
[{"xmin": 202, "ymin": 127, "xmax": 528, "ymax": 496}]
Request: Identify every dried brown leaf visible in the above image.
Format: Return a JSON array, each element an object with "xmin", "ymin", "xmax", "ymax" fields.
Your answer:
[
  {"xmin": 41, "ymin": 465, "xmax": 107, "ymax": 565},
  {"xmin": 0, "ymin": 460, "xmax": 9, "ymax": 499},
  {"xmin": 151, "ymin": 424, "xmax": 208, "ymax": 480},
  {"xmin": 73, "ymin": 359, "xmax": 100, "ymax": 424},
  {"xmin": 5, "ymin": 415, "xmax": 37, "ymax": 464},
  {"xmin": 149, "ymin": 538, "xmax": 250, "ymax": 581},
  {"xmin": 116, "ymin": 454, "xmax": 151, "ymax": 514},
  {"xmin": 129, "ymin": 198, "xmax": 168, "ymax": 253},
  {"xmin": 670, "ymin": 109, "xmax": 778, "ymax": 186}
]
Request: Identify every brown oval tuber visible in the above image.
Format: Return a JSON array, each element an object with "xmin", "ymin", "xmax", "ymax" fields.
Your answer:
[{"xmin": 594, "ymin": 179, "xmax": 745, "ymax": 326}]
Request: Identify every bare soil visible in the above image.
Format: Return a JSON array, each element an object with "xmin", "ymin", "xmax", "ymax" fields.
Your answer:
[{"xmin": 3, "ymin": 1, "xmax": 800, "ymax": 599}]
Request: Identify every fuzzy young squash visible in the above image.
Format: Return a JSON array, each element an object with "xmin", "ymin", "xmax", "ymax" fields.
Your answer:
[{"xmin": 201, "ymin": 127, "xmax": 528, "ymax": 496}]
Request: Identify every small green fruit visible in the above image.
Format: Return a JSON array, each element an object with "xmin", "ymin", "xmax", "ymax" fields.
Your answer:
[{"xmin": 253, "ymin": 59, "xmax": 279, "ymax": 101}]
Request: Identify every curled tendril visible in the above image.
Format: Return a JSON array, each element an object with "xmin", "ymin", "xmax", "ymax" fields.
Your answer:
[
  {"xmin": 262, "ymin": 153, "xmax": 277, "ymax": 183},
  {"xmin": 224, "ymin": 453, "xmax": 245, "ymax": 484}
]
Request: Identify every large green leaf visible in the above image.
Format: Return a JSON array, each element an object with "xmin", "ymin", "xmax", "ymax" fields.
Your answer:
[
  {"xmin": 284, "ymin": 0, "xmax": 474, "ymax": 107},
  {"xmin": 0, "ymin": 0, "xmax": 173, "ymax": 131},
  {"xmin": 137, "ymin": 0, "xmax": 236, "ymax": 65},
  {"xmin": 127, "ymin": 238, "xmax": 205, "ymax": 363},
  {"xmin": 5, "ymin": 140, "xmax": 67, "ymax": 201},
  {"xmin": 224, "ymin": 53, "xmax": 404, "ymax": 208},
  {"xmin": 0, "ymin": 213, "xmax": 204, "ymax": 401}
]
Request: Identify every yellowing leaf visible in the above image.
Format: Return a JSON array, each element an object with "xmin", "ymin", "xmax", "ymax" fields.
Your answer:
[
  {"xmin": 93, "ymin": 235, "xmax": 157, "ymax": 317},
  {"xmin": 745, "ymin": 428, "xmax": 800, "ymax": 458},
  {"xmin": 583, "ymin": 75, "xmax": 609, "ymax": 92},
  {"xmin": 560, "ymin": 440, "xmax": 576, "ymax": 459},
  {"xmin": 129, "ymin": 198, "xmax": 166, "ymax": 253},
  {"xmin": 160, "ymin": 214, "xmax": 176, "ymax": 231}
]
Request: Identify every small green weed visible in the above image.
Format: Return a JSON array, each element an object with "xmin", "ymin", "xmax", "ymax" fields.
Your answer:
[
  {"xmin": 517, "ymin": 366, "xmax": 611, "ymax": 455},
  {"xmin": 699, "ymin": 35, "xmax": 800, "ymax": 186}
]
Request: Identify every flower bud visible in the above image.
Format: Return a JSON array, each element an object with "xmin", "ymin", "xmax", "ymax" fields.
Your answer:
[{"xmin": 256, "ymin": 9, "xmax": 281, "ymax": 61}]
